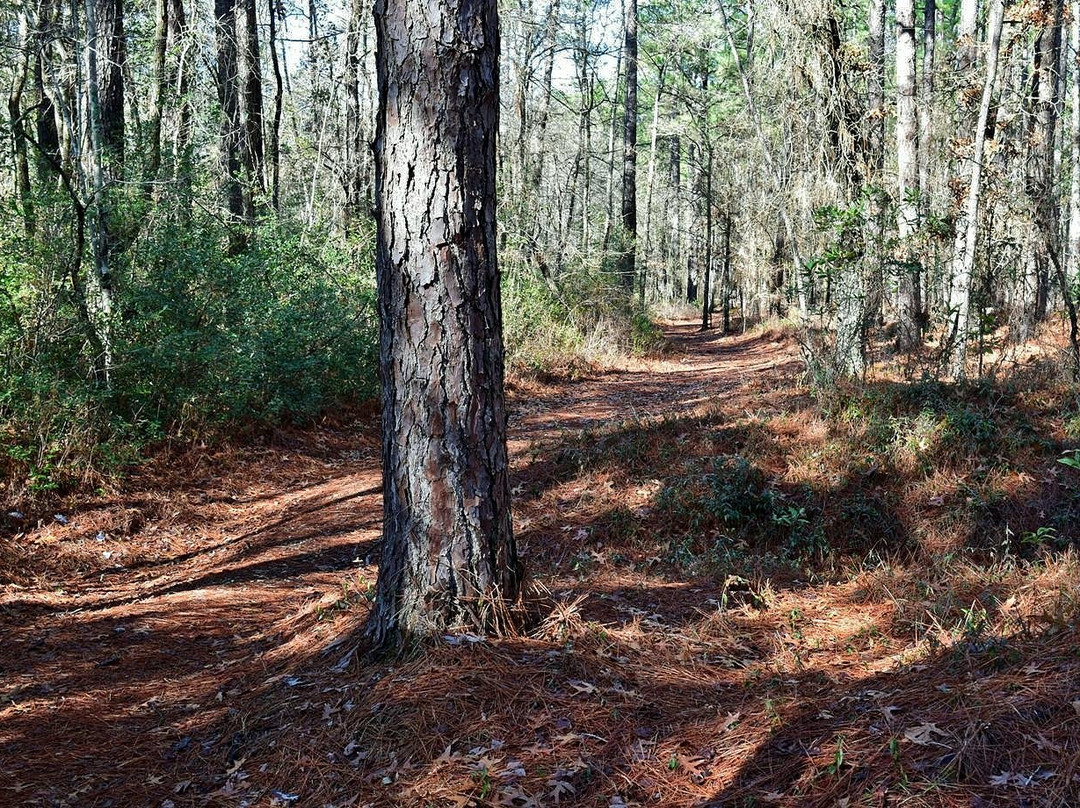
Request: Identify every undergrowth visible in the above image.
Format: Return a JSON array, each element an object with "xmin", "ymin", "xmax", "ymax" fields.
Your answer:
[{"xmin": 0, "ymin": 205, "xmax": 379, "ymax": 502}]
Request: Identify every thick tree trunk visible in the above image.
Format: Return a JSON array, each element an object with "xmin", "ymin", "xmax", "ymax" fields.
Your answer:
[
  {"xmin": 896, "ymin": 0, "xmax": 921, "ymax": 349},
  {"xmin": 94, "ymin": 0, "xmax": 124, "ymax": 174},
  {"xmin": 948, "ymin": 0, "xmax": 1005, "ymax": 379},
  {"xmin": 215, "ymin": 0, "xmax": 245, "ymax": 226},
  {"xmin": 368, "ymin": 0, "xmax": 519, "ymax": 648},
  {"xmin": 1018, "ymin": 0, "xmax": 1063, "ymax": 338},
  {"xmin": 237, "ymin": 0, "xmax": 264, "ymax": 220},
  {"xmin": 619, "ymin": 0, "xmax": 638, "ymax": 291}
]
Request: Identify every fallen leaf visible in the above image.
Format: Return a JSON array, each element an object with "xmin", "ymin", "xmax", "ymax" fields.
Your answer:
[{"xmin": 903, "ymin": 723, "xmax": 950, "ymax": 747}]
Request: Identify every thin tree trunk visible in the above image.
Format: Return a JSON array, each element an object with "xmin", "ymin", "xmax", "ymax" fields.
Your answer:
[
  {"xmin": 84, "ymin": 0, "xmax": 116, "ymax": 382},
  {"xmin": 918, "ymin": 0, "xmax": 935, "ymax": 222},
  {"xmin": 368, "ymin": 0, "xmax": 519, "ymax": 648},
  {"xmin": 343, "ymin": 0, "xmax": 366, "ymax": 228},
  {"xmin": 619, "ymin": 0, "xmax": 638, "ymax": 292},
  {"xmin": 602, "ymin": 42, "xmax": 622, "ymax": 252},
  {"xmin": 147, "ymin": 0, "xmax": 169, "ymax": 185},
  {"xmin": 718, "ymin": 0, "xmax": 806, "ymax": 317},
  {"xmin": 896, "ymin": 0, "xmax": 921, "ymax": 349},
  {"xmin": 948, "ymin": 0, "xmax": 1005, "ymax": 379},
  {"xmin": 641, "ymin": 65, "xmax": 664, "ymax": 307},
  {"xmin": 701, "ymin": 146, "xmax": 713, "ymax": 330},
  {"xmin": 9, "ymin": 5, "xmax": 34, "ymax": 234},
  {"xmin": 865, "ymin": 0, "xmax": 885, "ymax": 328},
  {"xmin": 268, "ymin": 0, "xmax": 283, "ymax": 211},
  {"xmin": 215, "ymin": 0, "xmax": 244, "ymax": 228},
  {"xmin": 1068, "ymin": 4, "xmax": 1080, "ymax": 284},
  {"xmin": 722, "ymin": 210, "xmax": 732, "ymax": 332}
]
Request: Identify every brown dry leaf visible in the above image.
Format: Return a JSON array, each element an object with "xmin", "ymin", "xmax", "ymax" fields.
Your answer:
[
  {"xmin": 568, "ymin": 679, "xmax": 597, "ymax": 695},
  {"xmin": 903, "ymin": 723, "xmax": 949, "ymax": 746}
]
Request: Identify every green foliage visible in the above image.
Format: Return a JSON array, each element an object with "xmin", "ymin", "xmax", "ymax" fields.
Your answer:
[
  {"xmin": 502, "ymin": 263, "xmax": 665, "ymax": 375},
  {"xmin": 0, "ymin": 199, "xmax": 378, "ymax": 499},
  {"xmin": 656, "ymin": 455, "xmax": 825, "ymax": 564}
]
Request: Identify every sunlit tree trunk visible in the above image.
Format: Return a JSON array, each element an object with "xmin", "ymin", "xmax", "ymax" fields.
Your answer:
[
  {"xmin": 1068, "ymin": 5, "xmax": 1080, "ymax": 285},
  {"xmin": 948, "ymin": 0, "xmax": 1005, "ymax": 379},
  {"xmin": 619, "ymin": 0, "xmax": 638, "ymax": 292},
  {"xmin": 865, "ymin": 0, "xmax": 885, "ymax": 328},
  {"xmin": 896, "ymin": 0, "xmax": 921, "ymax": 349},
  {"xmin": 8, "ymin": 5, "xmax": 34, "ymax": 234},
  {"xmin": 368, "ymin": 0, "xmax": 520, "ymax": 649},
  {"xmin": 343, "ymin": 0, "xmax": 366, "ymax": 228}
]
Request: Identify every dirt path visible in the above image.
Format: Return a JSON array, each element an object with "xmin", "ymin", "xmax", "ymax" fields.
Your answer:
[
  {"xmin": 0, "ymin": 320, "xmax": 802, "ymax": 806},
  {"xmin": 7, "ymin": 322, "xmax": 1071, "ymax": 807}
]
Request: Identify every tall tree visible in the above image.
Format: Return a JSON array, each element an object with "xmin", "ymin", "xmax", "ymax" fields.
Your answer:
[
  {"xmin": 367, "ymin": 0, "xmax": 520, "ymax": 648},
  {"xmin": 1018, "ymin": 0, "xmax": 1063, "ymax": 338},
  {"xmin": 948, "ymin": 0, "xmax": 1005, "ymax": 378},
  {"xmin": 896, "ymin": 0, "xmax": 921, "ymax": 349},
  {"xmin": 620, "ymin": 0, "xmax": 638, "ymax": 292}
]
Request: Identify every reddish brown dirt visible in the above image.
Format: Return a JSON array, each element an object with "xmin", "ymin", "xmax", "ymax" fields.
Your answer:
[{"xmin": 2, "ymin": 320, "xmax": 1078, "ymax": 807}]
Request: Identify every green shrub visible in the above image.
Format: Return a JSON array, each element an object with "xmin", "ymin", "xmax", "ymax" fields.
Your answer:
[{"xmin": 0, "ymin": 200, "xmax": 379, "ymax": 500}]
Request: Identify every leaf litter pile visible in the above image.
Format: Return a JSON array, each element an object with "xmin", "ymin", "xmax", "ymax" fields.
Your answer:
[{"xmin": 3, "ymin": 320, "xmax": 1080, "ymax": 807}]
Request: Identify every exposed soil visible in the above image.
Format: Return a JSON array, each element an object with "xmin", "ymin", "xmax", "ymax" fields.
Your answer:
[{"xmin": 3, "ymin": 320, "xmax": 1079, "ymax": 808}]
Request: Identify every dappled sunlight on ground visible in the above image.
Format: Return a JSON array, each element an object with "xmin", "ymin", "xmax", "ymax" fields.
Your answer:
[{"xmin": 2, "ymin": 320, "xmax": 1079, "ymax": 806}]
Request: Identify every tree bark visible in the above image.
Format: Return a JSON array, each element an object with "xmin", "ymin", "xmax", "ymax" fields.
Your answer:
[
  {"xmin": 268, "ymin": 0, "xmax": 284, "ymax": 212},
  {"xmin": 1068, "ymin": 1, "xmax": 1080, "ymax": 285},
  {"xmin": 368, "ymin": 0, "xmax": 520, "ymax": 648},
  {"xmin": 948, "ymin": 0, "xmax": 1005, "ymax": 379},
  {"xmin": 918, "ymin": 0, "xmax": 935, "ymax": 222},
  {"xmin": 9, "ymin": 5, "xmax": 34, "ymax": 234},
  {"xmin": 896, "ymin": 0, "xmax": 921, "ymax": 349},
  {"xmin": 865, "ymin": 0, "xmax": 885, "ymax": 326},
  {"xmin": 215, "ymin": 0, "xmax": 245, "ymax": 226},
  {"xmin": 1019, "ymin": 0, "xmax": 1063, "ymax": 338},
  {"xmin": 94, "ymin": 0, "xmax": 124, "ymax": 174},
  {"xmin": 619, "ymin": 0, "xmax": 638, "ymax": 292}
]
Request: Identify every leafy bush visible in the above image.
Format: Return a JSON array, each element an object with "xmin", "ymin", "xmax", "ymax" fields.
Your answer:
[{"xmin": 0, "ymin": 201, "xmax": 379, "ymax": 500}]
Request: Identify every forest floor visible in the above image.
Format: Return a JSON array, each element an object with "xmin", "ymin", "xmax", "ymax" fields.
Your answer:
[{"xmin": 3, "ymin": 319, "xmax": 1080, "ymax": 807}]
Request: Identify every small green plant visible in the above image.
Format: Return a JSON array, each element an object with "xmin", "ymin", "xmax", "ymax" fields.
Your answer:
[
  {"xmin": 667, "ymin": 755, "xmax": 680, "ymax": 771},
  {"xmin": 825, "ymin": 734, "xmax": 845, "ymax": 777},
  {"xmin": 471, "ymin": 767, "xmax": 493, "ymax": 797},
  {"xmin": 1021, "ymin": 525, "xmax": 1057, "ymax": 546},
  {"xmin": 1059, "ymin": 450, "xmax": 1080, "ymax": 471}
]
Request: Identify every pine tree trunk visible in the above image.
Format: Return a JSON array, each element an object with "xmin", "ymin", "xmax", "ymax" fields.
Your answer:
[
  {"xmin": 865, "ymin": 0, "xmax": 885, "ymax": 329},
  {"xmin": 94, "ymin": 0, "xmax": 124, "ymax": 174},
  {"xmin": 368, "ymin": 0, "xmax": 519, "ymax": 649},
  {"xmin": 619, "ymin": 0, "xmax": 638, "ymax": 292},
  {"xmin": 215, "ymin": 0, "xmax": 245, "ymax": 227}
]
